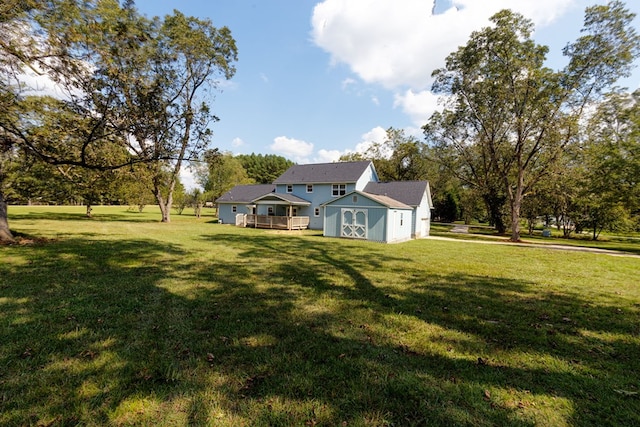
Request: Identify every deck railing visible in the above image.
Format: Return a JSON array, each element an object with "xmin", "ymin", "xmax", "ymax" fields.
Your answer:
[{"xmin": 239, "ymin": 214, "xmax": 310, "ymax": 230}]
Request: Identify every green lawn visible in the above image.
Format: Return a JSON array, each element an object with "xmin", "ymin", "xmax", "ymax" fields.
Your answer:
[{"xmin": 2, "ymin": 206, "xmax": 639, "ymax": 426}]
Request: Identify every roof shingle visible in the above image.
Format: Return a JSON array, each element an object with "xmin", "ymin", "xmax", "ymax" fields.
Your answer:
[
  {"xmin": 215, "ymin": 184, "xmax": 275, "ymax": 203},
  {"xmin": 273, "ymin": 161, "xmax": 373, "ymax": 184},
  {"xmin": 364, "ymin": 181, "xmax": 429, "ymax": 207}
]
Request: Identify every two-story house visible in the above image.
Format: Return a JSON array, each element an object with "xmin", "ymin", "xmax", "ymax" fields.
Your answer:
[{"xmin": 215, "ymin": 161, "xmax": 432, "ymax": 243}]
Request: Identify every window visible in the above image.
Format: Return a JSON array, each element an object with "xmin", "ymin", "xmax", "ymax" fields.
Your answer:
[
  {"xmin": 291, "ymin": 207, "xmax": 298, "ymax": 216},
  {"xmin": 314, "ymin": 208, "xmax": 320, "ymax": 217},
  {"xmin": 232, "ymin": 205, "xmax": 237, "ymax": 213},
  {"xmin": 286, "ymin": 184, "xmax": 293, "ymax": 193},
  {"xmin": 352, "ymin": 195, "xmax": 358, "ymax": 203},
  {"xmin": 400, "ymin": 213, "xmax": 404, "ymax": 226},
  {"xmin": 332, "ymin": 184, "xmax": 346, "ymax": 196},
  {"xmin": 306, "ymin": 184, "xmax": 313, "ymax": 193},
  {"xmin": 268, "ymin": 207, "xmax": 274, "ymax": 216}
]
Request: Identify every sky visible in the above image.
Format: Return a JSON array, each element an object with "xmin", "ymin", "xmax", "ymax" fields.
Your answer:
[{"xmin": 130, "ymin": 0, "xmax": 640, "ymax": 187}]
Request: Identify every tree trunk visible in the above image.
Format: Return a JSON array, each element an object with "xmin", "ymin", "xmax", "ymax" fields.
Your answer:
[
  {"xmin": 86, "ymin": 204, "xmax": 93, "ymax": 218},
  {"xmin": 155, "ymin": 188, "xmax": 171, "ymax": 223},
  {"xmin": 510, "ymin": 198, "xmax": 522, "ymax": 242},
  {"xmin": 0, "ymin": 190, "xmax": 15, "ymax": 243},
  {"xmin": 509, "ymin": 168, "xmax": 525, "ymax": 242}
]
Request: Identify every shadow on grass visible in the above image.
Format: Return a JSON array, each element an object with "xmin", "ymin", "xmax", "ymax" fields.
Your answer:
[
  {"xmin": 1, "ymin": 232, "xmax": 638, "ymax": 425},
  {"xmin": 7, "ymin": 210, "xmax": 159, "ymax": 223}
]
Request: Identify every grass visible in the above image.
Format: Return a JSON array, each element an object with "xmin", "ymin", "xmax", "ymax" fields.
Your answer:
[
  {"xmin": 1, "ymin": 206, "xmax": 639, "ymax": 426},
  {"xmin": 431, "ymin": 222, "xmax": 640, "ymax": 255}
]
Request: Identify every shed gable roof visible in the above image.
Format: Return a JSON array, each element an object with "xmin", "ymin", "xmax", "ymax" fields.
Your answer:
[
  {"xmin": 215, "ymin": 184, "xmax": 275, "ymax": 203},
  {"xmin": 273, "ymin": 161, "xmax": 373, "ymax": 184},
  {"xmin": 322, "ymin": 190, "xmax": 412, "ymax": 209},
  {"xmin": 364, "ymin": 181, "xmax": 431, "ymax": 207}
]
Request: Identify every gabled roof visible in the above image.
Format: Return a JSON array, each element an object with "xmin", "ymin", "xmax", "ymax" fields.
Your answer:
[
  {"xmin": 364, "ymin": 181, "xmax": 432, "ymax": 207},
  {"xmin": 322, "ymin": 190, "xmax": 412, "ymax": 209},
  {"xmin": 215, "ymin": 184, "xmax": 275, "ymax": 203},
  {"xmin": 253, "ymin": 193, "xmax": 311, "ymax": 205},
  {"xmin": 273, "ymin": 161, "xmax": 374, "ymax": 184}
]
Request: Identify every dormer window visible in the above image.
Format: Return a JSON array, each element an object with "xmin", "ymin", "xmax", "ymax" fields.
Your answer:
[{"xmin": 332, "ymin": 184, "xmax": 346, "ymax": 196}]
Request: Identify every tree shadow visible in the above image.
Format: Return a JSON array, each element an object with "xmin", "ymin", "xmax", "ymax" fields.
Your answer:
[
  {"xmin": 1, "ymin": 232, "xmax": 638, "ymax": 425},
  {"xmin": 7, "ymin": 210, "xmax": 160, "ymax": 223}
]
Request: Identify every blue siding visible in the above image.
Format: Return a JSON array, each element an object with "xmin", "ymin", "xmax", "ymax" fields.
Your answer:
[
  {"xmin": 217, "ymin": 203, "xmax": 253, "ymax": 225},
  {"xmin": 323, "ymin": 192, "xmax": 412, "ymax": 243},
  {"xmin": 274, "ymin": 182, "xmax": 360, "ymax": 230}
]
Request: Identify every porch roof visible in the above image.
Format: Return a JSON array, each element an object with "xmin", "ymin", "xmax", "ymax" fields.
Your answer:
[{"xmin": 252, "ymin": 193, "xmax": 311, "ymax": 206}]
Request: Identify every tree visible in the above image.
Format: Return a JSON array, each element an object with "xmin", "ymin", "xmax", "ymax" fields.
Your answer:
[
  {"xmin": 340, "ymin": 127, "xmax": 431, "ymax": 182},
  {"xmin": 424, "ymin": 2, "xmax": 640, "ymax": 241},
  {"xmin": 236, "ymin": 153, "xmax": 295, "ymax": 184},
  {"xmin": 196, "ymin": 150, "xmax": 253, "ymax": 201},
  {"xmin": 0, "ymin": 1, "xmax": 238, "ymax": 241}
]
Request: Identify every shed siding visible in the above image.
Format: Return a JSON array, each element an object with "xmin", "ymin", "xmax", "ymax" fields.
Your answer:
[{"xmin": 387, "ymin": 209, "xmax": 413, "ymax": 243}]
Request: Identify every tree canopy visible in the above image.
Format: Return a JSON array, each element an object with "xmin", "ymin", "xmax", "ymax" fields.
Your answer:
[
  {"xmin": 0, "ymin": 0, "xmax": 237, "ymax": 241},
  {"xmin": 423, "ymin": 1, "xmax": 640, "ymax": 241}
]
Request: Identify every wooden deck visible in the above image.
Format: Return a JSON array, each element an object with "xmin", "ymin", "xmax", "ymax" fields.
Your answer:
[{"xmin": 237, "ymin": 214, "xmax": 310, "ymax": 230}]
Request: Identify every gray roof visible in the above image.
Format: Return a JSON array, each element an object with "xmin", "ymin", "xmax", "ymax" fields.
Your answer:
[
  {"xmin": 364, "ymin": 181, "xmax": 430, "ymax": 207},
  {"xmin": 362, "ymin": 192, "xmax": 412, "ymax": 209},
  {"xmin": 215, "ymin": 184, "xmax": 275, "ymax": 203},
  {"xmin": 273, "ymin": 161, "xmax": 374, "ymax": 184}
]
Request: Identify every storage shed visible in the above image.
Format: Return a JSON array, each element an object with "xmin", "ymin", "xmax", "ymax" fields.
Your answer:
[{"xmin": 322, "ymin": 191, "xmax": 413, "ymax": 243}]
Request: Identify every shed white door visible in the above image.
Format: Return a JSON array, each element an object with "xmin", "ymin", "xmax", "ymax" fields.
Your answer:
[{"xmin": 341, "ymin": 208, "xmax": 367, "ymax": 239}]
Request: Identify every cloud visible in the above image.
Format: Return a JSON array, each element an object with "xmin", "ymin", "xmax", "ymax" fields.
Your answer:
[
  {"xmin": 232, "ymin": 137, "xmax": 245, "ymax": 147},
  {"xmin": 394, "ymin": 89, "xmax": 444, "ymax": 126},
  {"xmin": 179, "ymin": 165, "xmax": 199, "ymax": 191},
  {"xmin": 311, "ymin": 0, "xmax": 575, "ymax": 90},
  {"xmin": 270, "ymin": 136, "xmax": 315, "ymax": 163},
  {"xmin": 315, "ymin": 149, "xmax": 343, "ymax": 163},
  {"xmin": 341, "ymin": 77, "xmax": 357, "ymax": 90},
  {"xmin": 332, "ymin": 126, "xmax": 392, "ymax": 159},
  {"xmin": 259, "ymin": 72, "xmax": 269, "ymax": 83}
]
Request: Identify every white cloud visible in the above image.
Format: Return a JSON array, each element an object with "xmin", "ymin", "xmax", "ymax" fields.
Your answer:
[
  {"xmin": 394, "ymin": 89, "xmax": 444, "ymax": 126},
  {"xmin": 315, "ymin": 149, "xmax": 343, "ymax": 163},
  {"xmin": 311, "ymin": 0, "xmax": 575, "ymax": 90},
  {"xmin": 270, "ymin": 136, "xmax": 315, "ymax": 163},
  {"xmin": 179, "ymin": 165, "xmax": 199, "ymax": 191},
  {"xmin": 232, "ymin": 137, "xmax": 245, "ymax": 147},
  {"xmin": 341, "ymin": 77, "xmax": 356, "ymax": 90},
  {"xmin": 333, "ymin": 126, "xmax": 392, "ymax": 159}
]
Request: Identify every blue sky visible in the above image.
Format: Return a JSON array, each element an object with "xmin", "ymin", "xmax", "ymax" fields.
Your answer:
[{"xmin": 133, "ymin": 0, "xmax": 640, "ymax": 172}]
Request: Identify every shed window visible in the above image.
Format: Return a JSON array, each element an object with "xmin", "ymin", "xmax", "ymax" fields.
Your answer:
[{"xmin": 332, "ymin": 184, "xmax": 346, "ymax": 196}]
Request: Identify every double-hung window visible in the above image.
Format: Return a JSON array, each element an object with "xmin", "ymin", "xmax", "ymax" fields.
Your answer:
[{"xmin": 332, "ymin": 184, "xmax": 346, "ymax": 196}]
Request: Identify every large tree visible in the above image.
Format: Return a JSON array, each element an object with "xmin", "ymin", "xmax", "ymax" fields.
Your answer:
[
  {"xmin": 423, "ymin": 1, "xmax": 640, "ymax": 241},
  {"xmin": 0, "ymin": 0, "xmax": 237, "ymax": 241},
  {"xmin": 236, "ymin": 153, "xmax": 295, "ymax": 184},
  {"xmin": 108, "ymin": 9, "xmax": 237, "ymax": 222},
  {"xmin": 196, "ymin": 150, "xmax": 254, "ymax": 202}
]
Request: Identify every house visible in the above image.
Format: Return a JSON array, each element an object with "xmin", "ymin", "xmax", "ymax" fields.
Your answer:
[{"xmin": 215, "ymin": 161, "xmax": 433, "ymax": 242}]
